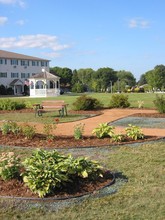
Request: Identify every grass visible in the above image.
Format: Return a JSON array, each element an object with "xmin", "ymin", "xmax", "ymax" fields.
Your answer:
[
  {"xmin": 0, "ymin": 141, "xmax": 165, "ymax": 219},
  {"xmin": 0, "ymin": 111, "xmax": 95, "ymax": 124},
  {"xmin": 0, "ymin": 92, "xmax": 165, "ymax": 219},
  {"xmin": 1, "ymin": 92, "xmax": 165, "ymax": 109}
]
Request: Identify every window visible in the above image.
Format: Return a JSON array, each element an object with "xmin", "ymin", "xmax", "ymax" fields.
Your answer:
[
  {"xmin": 41, "ymin": 61, "xmax": 45, "ymax": 66},
  {"xmin": 21, "ymin": 60, "xmax": 29, "ymax": 66},
  {"xmin": 0, "ymin": 59, "xmax": 7, "ymax": 64},
  {"xmin": 0, "ymin": 72, "xmax": 7, "ymax": 77},
  {"xmin": 21, "ymin": 73, "xmax": 30, "ymax": 78},
  {"xmin": 11, "ymin": 72, "xmax": 19, "ymax": 78},
  {"xmin": 11, "ymin": 59, "xmax": 18, "ymax": 65}
]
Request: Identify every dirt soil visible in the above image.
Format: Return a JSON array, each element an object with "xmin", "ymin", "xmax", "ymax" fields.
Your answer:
[{"xmin": 0, "ymin": 108, "xmax": 164, "ymax": 199}]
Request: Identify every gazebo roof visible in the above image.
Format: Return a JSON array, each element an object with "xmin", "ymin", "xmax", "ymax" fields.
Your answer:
[{"xmin": 29, "ymin": 71, "xmax": 60, "ymax": 80}]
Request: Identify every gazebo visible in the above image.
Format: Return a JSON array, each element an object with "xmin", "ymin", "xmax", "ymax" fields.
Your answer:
[{"xmin": 29, "ymin": 69, "xmax": 60, "ymax": 97}]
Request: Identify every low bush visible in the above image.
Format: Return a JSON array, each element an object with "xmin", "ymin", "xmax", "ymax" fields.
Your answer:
[
  {"xmin": 109, "ymin": 94, "xmax": 130, "ymax": 108},
  {"xmin": 0, "ymin": 121, "xmax": 21, "ymax": 135},
  {"xmin": 92, "ymin": 123, "xmax": 114, "ymax": 139},
  {"xmin": 74, "ymin": 123, "xmax": 85, "ymax": 139},
  {"xmin": 0, "ymin": 99, "xmax": 26, "ymax": 110},
  {"xmin": 72, "ymin": 95, "xmax": 103, "ymax": 110},
  {"xmin": 21, "ymin": 124, "xmax": 36, "ymax": 139},
  {"xmin": 22, "ymin": 149, "xmax": 103, "ymax": 198},
  {"xmin": 153, "ymin": 95, "xmax": 165, "ymax": 113},
  {"xmin": 0, "ymin": 152, "xmax": 20, "ymax": 180},
  {"xmin": 125, "ymin": 124, "xmax": 144, "ymax": 140}
]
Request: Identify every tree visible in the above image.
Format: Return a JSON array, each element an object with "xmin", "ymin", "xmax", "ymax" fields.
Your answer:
[
  {"xmin": 92, "ymin": 67, "xmax": 117, "ymax": 92},
  {"xmin": 145, "ymin": 65, "xmax": 165, "ymax": 91},
  {"xmin": 50, "ymin": 67, "xmax": 73, "ymax": 87}
]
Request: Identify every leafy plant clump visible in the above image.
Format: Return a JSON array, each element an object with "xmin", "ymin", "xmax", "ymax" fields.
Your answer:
[
  {"xmin": 125, "ymin": 124, "xmax": 144, "ymax": 140},
  {"xmin": 0, "ymin": 152, "xmax": 20, "ymax": 180},
  {"xmin": 92, "ymin": 123, "xmax": 114, "ymax": 139},
  {"xmin": 22, "ymin": 149, "xmax": 103, "ymax": 198},
  {"xmin": 72, "ymin": 95, "xmax": 103, "ymax": 110},
  {"xmin": 21, "ymin": 124, "xmax": 36, "ymax": 139},
  {"xmin": 153, "ymin": 95, "xmax": 165, "ymax": 113},
  {"xmin": 0, "ymin": 99, "xmax": 26, "ymax": 110},
  {"xmin": 109, "ymin": 94, "xmax": 130, "ymax": 108},
  {"xmin": 74, "ymin": 123, "xmax": 85, "ymax": 139}
]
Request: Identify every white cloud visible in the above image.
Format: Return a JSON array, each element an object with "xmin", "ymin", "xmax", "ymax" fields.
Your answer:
[
  {"xmin": 0, "ymin": 16, "xmax": 8, "ymax": 25},
  {"xmin": 0, "ymin": 0, "xmax": 26, "ymax": 8},
  {"xmin": 128, "ymin": 18, "xmax": 150, "ymax": 29},
  {"xmin": 16, "ymin": 19, "xmax": 26, "ymax": 26},
  {"xmin": 0, "ymin": 34, "xmax": 71, "ymax": 52}
]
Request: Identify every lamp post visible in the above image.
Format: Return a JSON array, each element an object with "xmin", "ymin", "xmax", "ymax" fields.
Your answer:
[{"xmin": 110, "ymin": 81, "xmax": 113, "ymax": 93}]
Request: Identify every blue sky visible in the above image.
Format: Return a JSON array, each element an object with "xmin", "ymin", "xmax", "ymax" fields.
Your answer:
[{"xmin": 0, "ymin": 0, "xmax": 165, "ymax": 80}]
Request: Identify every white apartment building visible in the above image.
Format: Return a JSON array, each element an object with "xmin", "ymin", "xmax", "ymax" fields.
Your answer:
[{"xmin": 0, "ymin": 50, "xmax": 50, "ymax": 95}]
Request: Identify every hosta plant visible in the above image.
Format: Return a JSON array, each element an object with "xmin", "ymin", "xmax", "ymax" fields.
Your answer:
[
  {"xmin": 125, "ymin": 124, "xmax": 144, "ymax": 140},
  {"xmin": 92, "ymin": 123, "xmax": 114, "ymax": 139},
  {"xmin": 111, "ymin": 133, "xmax": 125, "ymax": 143},
  {"xmin": 0, "ymin": 152, "xmax": 20, "ymax": 180},
  {"xmin": 22, "ymin": 149, "xmax": 103, "ymax": 198}
]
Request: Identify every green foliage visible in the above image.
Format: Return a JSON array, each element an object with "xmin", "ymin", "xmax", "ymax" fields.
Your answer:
[
  {"xmin": 0, "ymin": 152, "xmax": 20, "ymax": 180},
  {"xmin": 0, "ymin": 99, "xmax": 26, "ymax": 110},
  {"xmin": 72, "ymin": 95, "xmax": 103, "ymax": 110},
  {"xmin": 125, "ymin": 124, "xmax": 144, "ymax": 140},
  {"xmin": 92, "ymin": 123, "xmax": 114, "ymax": 138},
  {"xmin": 21, "ymin": 124, "xmax": 36, "ymax": 139},
  {"xmin": 43, "ymin": 123, "xmax": 56, "ymax": 140},
  {"xmin": 109, "ymin": 94, "xmax": 130, "ymax": 108},
  {"xmin": 0, "ymin": 121, "xmax": 21, "ymax": 135},
  {"xmin": 153, "ymin": 95, "xmax": 165, "ymax": 113},
  {"xmin": 22, "ymin": 149, "xmax": 103, "ymax": 198},
  {"xmin": 74, "ymin": 123, "xmax": 85, "ymax": 140},
  {"xmin": 111, "ymin": 133, "xmax": 125, "ymax": 142}
]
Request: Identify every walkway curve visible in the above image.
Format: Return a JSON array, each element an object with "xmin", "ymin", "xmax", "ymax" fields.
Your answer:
[{"xmin": 54, "ymin": 109, "xmax": 165, "ymax": 137}]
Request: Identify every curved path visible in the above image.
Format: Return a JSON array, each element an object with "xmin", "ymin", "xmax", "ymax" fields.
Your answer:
[{"xmin": 54, "ymin": 109, "xmax": 165, "ymax": 137}]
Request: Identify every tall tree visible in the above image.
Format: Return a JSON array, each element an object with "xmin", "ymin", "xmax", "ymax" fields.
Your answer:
[{"xmin": 145, "ymin": 65, "xmax": 165, "ymax": 91}]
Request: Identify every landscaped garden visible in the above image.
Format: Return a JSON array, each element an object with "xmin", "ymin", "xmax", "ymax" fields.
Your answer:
[{"xmin": 0, "ymin": 93, "xmax": 165, "ymax": 220}]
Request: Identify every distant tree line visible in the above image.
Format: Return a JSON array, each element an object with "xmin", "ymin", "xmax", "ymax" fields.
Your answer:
[{"xmin": 50, "ymin": 64, "xmax": 165, "ymax": 93}]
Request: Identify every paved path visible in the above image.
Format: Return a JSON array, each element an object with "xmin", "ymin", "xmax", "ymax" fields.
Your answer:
[{"xmin": 55, "ymin": 109, "xmax": 165, "ymax": 137}]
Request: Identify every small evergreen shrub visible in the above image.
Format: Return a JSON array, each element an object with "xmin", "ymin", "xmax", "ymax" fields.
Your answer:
[
  {"xmin": 72, "ymin": 95, "xmax": 103, "ymax": 110},
  {"xmin": 153, "ymin": 95, "xmax": 165, "ymax": 113},
  {"xmin": 109, "ymin": 94, "xmax": 130, "ymax": 108}
]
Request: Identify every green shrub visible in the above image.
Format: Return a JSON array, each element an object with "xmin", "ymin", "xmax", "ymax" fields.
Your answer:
[
  {"xmin": 74, "ymin": 123, "xmax": 85, "ymax": 139},
  {"xmin": 109, "ymin": 94, "xmax": 130, "ymax": 108},
  {"xmin": 153, "ymin": 95, "xmax": 165, "ymax": 113},
  {"xmin": 21, "ymin": 124, "xmax": 36, "ymax": 139},
  {"xmin": 125, "ymin": 124, "xmax": 144, "ymax": 140},
  {"xmin": 0, "ymin": 152, "xmax": 20, "ymax": 180},
  {"xmin": 72, "ymin": 95, "xmax": 103, "ymax": 110},
  {"xmin": 22, "ymin": 149, "xmax": 103, "ymax": 198},
  {"xmin": 111, "ymin": 133, "xmax": 125, "ymax": 142},
  {"xmin": 92, "ymin": 123, "xmax": 114, "ymax": 139},
  {"xmin": 0, "ymin": 99, "xmax": 26, "ymax": 110},
  {"xmin": 0, "ymin": 121, "xmax": 21, "ymax": 135}
]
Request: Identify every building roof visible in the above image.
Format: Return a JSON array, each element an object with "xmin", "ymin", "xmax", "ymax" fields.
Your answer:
[
  {"xmin": 9, "ymin": 79, "xmax": 23, "ymax": 86},
  {"xmin": 0, "ymin": 49, "xmax": 50, "ymax": 61},
  {"xmin": 30, "ymin": 71, "xmax": 60, "ymax": 80}
]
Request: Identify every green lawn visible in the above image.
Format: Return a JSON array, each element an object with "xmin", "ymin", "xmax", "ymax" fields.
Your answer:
[
  {"xmin": 0, "ymin": 141, "xmax": 165, "ymax": 220},
  {"xmin": 1, "ymin": 92, "xmax": 164, "ymax": 109},
  {"xmin": 0, "ymin": 92, "xmax": 165, "ymax": 220}
]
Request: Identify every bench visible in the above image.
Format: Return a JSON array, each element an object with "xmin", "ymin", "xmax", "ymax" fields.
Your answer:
[{"xmin": 34, "ymin": 100, "xmax": 68, "ymax": 117}]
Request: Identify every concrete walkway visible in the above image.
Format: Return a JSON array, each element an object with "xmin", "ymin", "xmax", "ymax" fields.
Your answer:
[{"xmin": 55, "ymin": 109, "xmax": 165, "ymax": 137}]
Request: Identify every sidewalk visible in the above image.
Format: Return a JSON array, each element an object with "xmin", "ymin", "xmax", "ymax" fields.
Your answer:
[{"xmin": 54, "ymin": 109, "xmax": 165, "ymax": 137}]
